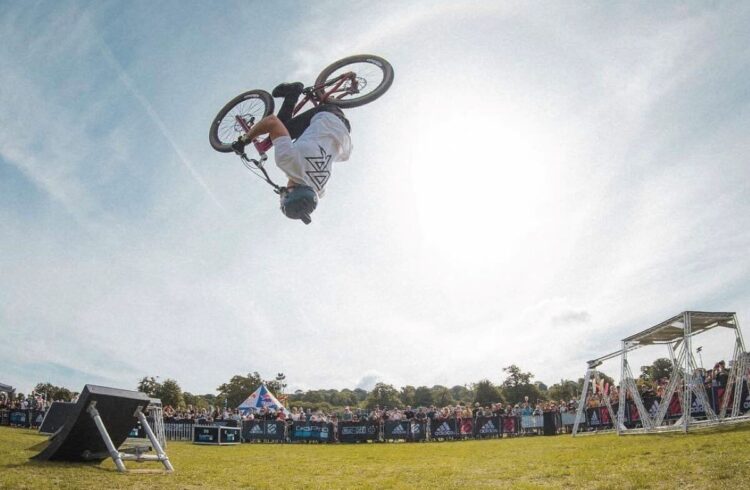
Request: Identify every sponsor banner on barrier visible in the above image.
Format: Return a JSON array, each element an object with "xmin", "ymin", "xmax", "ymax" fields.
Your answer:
[
  {"xmin": 9, "ymin": 410, "xmax": 30, "ymax": 427},
  {"xmin": 291, "ymin": 422, "xmax": 331, "ymax": 442},
  {"xmin": 474, "ymin": 416, "xmax": 500, "ymax": 436},
  {"xmin": 242, "ymin": 420, "xmax": 286, "ymax": 441},
  {"xmin": 383, "ymin": 421, "xmax": 408, "ymax": 440},
  {"xmin": 410, "ymin": 420, "xmax": 427, "ymax": 441},
  {"xmin": 459, "ymin": 418, "xmax": 473, "ymax": 435},
  {"xmin": 430, "ymin": 418, "xmax": 457, "ymax": 438},
  {"xmin": 220, "ymin": 426, "xmax": 241, "ymax": 444},
  {"xmin": 339, "ymin": 421, "xmax": 379, "ymax": 442},
  {"xmin": 501, "ymin": 416, "xmax": 518, "ymax": 434}
]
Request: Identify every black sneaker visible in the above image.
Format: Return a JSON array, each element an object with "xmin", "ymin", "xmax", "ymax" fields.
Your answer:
[{"xmin": 272, "ymin": 82, "xmax": 304, "ymax": 98}]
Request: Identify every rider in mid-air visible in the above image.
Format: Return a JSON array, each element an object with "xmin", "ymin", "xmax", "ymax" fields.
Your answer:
[{"xmin": 233, "ymin": 82, "xmax": 352, "ymax": 225}]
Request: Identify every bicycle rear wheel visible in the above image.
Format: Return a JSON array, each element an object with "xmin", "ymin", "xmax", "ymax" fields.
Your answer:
[
  {"xmin": 209, "ymin": 90, "xmax": 274, "ymax": 153},
  {"xmin": 314, "ymin": 54, "xmax": 394, "ymax": 109}
]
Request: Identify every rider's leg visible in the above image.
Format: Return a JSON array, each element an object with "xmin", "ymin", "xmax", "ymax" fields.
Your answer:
[{"xmin": 238, "ymin": 114, "xmax": 289, "ymax": 145}]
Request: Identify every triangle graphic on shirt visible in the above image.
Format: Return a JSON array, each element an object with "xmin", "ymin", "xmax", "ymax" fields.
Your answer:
[
  {"xmin": 305, "ymin": 145, "xmax": 332, "ymax": 171},
  {"xmin": 306, "ymin": 171, "xmax": 330, "ymax": 191}
]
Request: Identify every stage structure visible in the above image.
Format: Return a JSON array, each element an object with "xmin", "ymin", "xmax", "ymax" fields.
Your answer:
[{"xmin": 573, "ymin": 311, "xmax": 750, "ymax": 436}]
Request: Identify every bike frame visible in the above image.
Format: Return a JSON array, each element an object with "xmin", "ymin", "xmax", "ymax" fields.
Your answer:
[{"xmin": 234, "ymin": 72, "xmax": 358, "ymax": 154}]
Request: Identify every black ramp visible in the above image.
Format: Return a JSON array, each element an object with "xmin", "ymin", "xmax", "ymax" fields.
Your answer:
[
  {"xmin": 32, "ymin": 385, "xmax": 151, "ymax": 462},
  {"xmin": 38, "ymin": 402, "xmax": 76, "ymax": 435}
]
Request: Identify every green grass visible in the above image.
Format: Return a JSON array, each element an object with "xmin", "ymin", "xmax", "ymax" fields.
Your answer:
[{"xmin": 2, "ymin": 425, "xmax": 749, "ymax": 489}]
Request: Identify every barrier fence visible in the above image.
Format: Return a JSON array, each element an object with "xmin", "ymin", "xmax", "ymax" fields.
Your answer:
[{"xmin": 5, "ymin": 391, "xmax": 747, "ymax": 442}]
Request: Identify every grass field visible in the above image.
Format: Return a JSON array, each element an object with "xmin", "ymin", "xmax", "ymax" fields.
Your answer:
[{"xmin": 2, "ymin": 425, "xmax": 749, "ymax": 489}]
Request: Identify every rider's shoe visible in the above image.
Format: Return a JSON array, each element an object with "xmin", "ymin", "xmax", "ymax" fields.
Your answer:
[{"xmin": 272, "ymin": 82, "xmax": 304, "ymax": 98}]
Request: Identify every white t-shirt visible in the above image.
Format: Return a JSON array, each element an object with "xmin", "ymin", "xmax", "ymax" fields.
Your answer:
[{"xmin": 272, "ymin": 111, "xmax": 352, "ymax": 197}]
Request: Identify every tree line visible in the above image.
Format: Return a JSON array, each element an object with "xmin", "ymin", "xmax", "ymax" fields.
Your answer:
[{"xmin": 22, "ymin": 359, "xmax": 678, "ymax": 411}]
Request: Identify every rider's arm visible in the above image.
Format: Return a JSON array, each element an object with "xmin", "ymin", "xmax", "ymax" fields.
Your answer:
[{"xmin": 241, "ymin": 114, "xmax": 290, "ymax": 143}]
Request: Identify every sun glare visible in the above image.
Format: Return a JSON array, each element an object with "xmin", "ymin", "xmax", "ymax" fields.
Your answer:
[{"xmin": 405, "ymin": 93, "xmax": 562, "ymax": 269}]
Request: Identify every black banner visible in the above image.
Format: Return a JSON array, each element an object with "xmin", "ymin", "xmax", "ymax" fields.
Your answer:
[
  {"xmin": 219, "ymin": 426, "xmax": 241, "ymax": 444},
  {"xmin": 193, "ymin": 425, "xmax": 220, "ymax": 444},
  {"xmin": 409, "ymin": 420, "xmax": 427, "ymax": 441},
  {"xmin": 430, "ymin": 418, "xmax": 458, "ymax": 439},
  {"xmin": 338, "ymin": 421, "xmax": 379, "ymax": 442},
  {"xmin": 474, "ymin": 416, "xmax": 501, "ymax": 437},
  {"xmin": 291, "ymin": 421, "xmax": 331, "ymax": 442},
  {"xmin": 242, "ymin": 420, "xmax": 286, "ymax": 441},
  {"xmin": 383, "ymin": 420, "xmax": 408, "ymax": 440},
  {"xmin": 8, "ymin": 409, "xmax": 30, "ymax": 428},
  {"xmin": 585, "ymin": 406, "xmax": 613, "ymax": 427},
  {"xmin": 0, "ymin": 409, "xmax": 8, "ymax": 426}
]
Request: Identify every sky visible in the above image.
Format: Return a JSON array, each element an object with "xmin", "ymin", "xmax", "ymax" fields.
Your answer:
[{"xmin": 1, "ymin": 0, "xmax": 749, "ymax": 397}]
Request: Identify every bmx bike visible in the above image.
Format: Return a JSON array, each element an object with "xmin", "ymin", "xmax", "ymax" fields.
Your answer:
[{"xmin": 208, "ymin": 54, "xmax": 393, "ymax": 192}]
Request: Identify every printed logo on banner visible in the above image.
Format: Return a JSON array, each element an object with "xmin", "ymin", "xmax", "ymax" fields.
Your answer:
[
  {"xmin": 391, "ymin": 424, "xmax": 407, "ymax": 435},
  {"xmin": 479, "ymin": 420, "xmax": 497, "ymax": 434},
  {"xmin": 250, "ymin": 425, "xmax": 263, "ymax": 434},
  {"xmin": 743, "ymin": 394, "xmax": 750, "ymax": 411},
  {"xmin": 410, "ymin": 422, "xmax": 422, "ymax": 434},
  {"xmin": 691, "ymin": 396, "xmax": 705, "ymax": 414},
  {"xmin": 589, "ymin": 411, "xmax": 600, "ymax": 426},
  {"xmin": 368, "ymin": 425, "xmax": 377, "ymax": 434},
  {"xmin": 648, "ymin": 400, "xmax": 659, "ymax": 417},
  {"xmin": 267, "ymin": 424, "xmax": 277, "ymax": 435},
  {"xmin": 433, "ymin": 422, "xmax": 455, "ymax": 436},
  {"xmin": 342, "ymin": 426, "xmax": 367, "ymax": 435}
]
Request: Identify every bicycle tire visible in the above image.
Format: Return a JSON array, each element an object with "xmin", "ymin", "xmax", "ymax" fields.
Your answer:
[
  {"xmin": 314, "ymin": 54, "xmax": 394, "ymax": 109},
  {"xmin": 209, "ymin": 89, "xmax": 274, "ymax": 153}
]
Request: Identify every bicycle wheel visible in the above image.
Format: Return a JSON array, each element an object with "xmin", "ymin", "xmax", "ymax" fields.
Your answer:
[
  {"xmin": 209, "ymin": 89, "xmax": 274, "ymax": 153},
  {"xmin": 314, "ymin": 54, "xmax": 394, "ymax": 109}
]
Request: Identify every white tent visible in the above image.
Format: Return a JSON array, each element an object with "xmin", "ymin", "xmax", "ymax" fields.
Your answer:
[{"xmin": 237, "ymin": 384, "xmax": 289, "ymax": 416}]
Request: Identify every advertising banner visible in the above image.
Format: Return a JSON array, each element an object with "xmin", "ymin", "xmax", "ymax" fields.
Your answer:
[
  {"xmin": 430, "ymin": 418, "xmax": 457, "ymax": 439},
  {"xmin": 291, "ymin": 421, "xmax": 331, "ymax": 442},
  {"xmin": 193, "ymin": 425, "xmax": 220, "ymax": 444},
  {"xmin": 500, "ymin": 416, "xmax": 519, "ymax": 434},
  {"xmin": 339, "ymin": 421, "xmax": 379, "ymax": 442},
  {"xmin": 474, "ymin": 416, "xmax": 500, "ymax": 437}
]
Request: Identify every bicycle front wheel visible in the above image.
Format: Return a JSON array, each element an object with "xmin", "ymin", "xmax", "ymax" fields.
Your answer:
[
  {"xmin": 314, "ymin": 54, "xmax": 394, "ymax": 109},
  {"xmin": 209, "ymin": 90, "xmax": 274, "ymax": 153}
]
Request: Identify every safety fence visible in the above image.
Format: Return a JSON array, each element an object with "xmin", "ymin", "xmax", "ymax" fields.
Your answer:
[
  {"xmin": 0, "ymin": 409, "xmax": 581, "ymax": 442},
  {"xmin": 0, "ymin": 409, "xmax": 45, "ymax": 428},
  {"xmin": 233, "ymin": 415, "xmax": 574, "ymax": 443}
]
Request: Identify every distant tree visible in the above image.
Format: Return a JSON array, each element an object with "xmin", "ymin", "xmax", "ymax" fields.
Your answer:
[
  {"xmin": 414, "ymin": 386, "xmax": 434, "ymax": 407},
  {"xmin": 302, "ymin": 391, "xmax": 324, "ymax": 403},
  {"xmin": 639, "ymin": 358, "xmax": 674, "ymax": 386},
  {"xmin": 473, "ymin": 379, "xmax": 503, "ymax": 405},
  {"xmin": 450, "ymin": 385, "xmax": 475, "ymax": 403},
  {"xmin": 400, "ymin": 385, "xmax": 416, "ymax": 407},
  {"xmin": 432, "ymin": 386, "xmax": 454, "ymax": 407},
  {"xmin": 353, "ymin": 388, "xmax": 368, "ymax": 402},
  {"xmin": 501, "ymin": 365, "xmax": 534, "ymax": 388},
  {"xmin": 33, "ymin": 382, "xmax": 73, "ymax": 402},
  {"xmin": 547, "ymin": 380, "xmax": 579, "ymax": 401},
  {"xmin": 534, "ymin": 381, "xmax": 548, "ymax": 393},
  {"xmin": 155, "ymin": 379, "xmax": 184, "ymax": 408},
  {"xmin": 501, "ymin": 365, "xmax": 544, "ymax": 405},
  {"xmin": 337, "ymin": 389, "xmax": 360, "ymax": 407},
  {"xmin": 137, "ymin": 376, "xmax": 160, "ymax": 397},
  {"xmin": 365, "ymin": 383, "xmax": 402, "ymax": 409}
]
